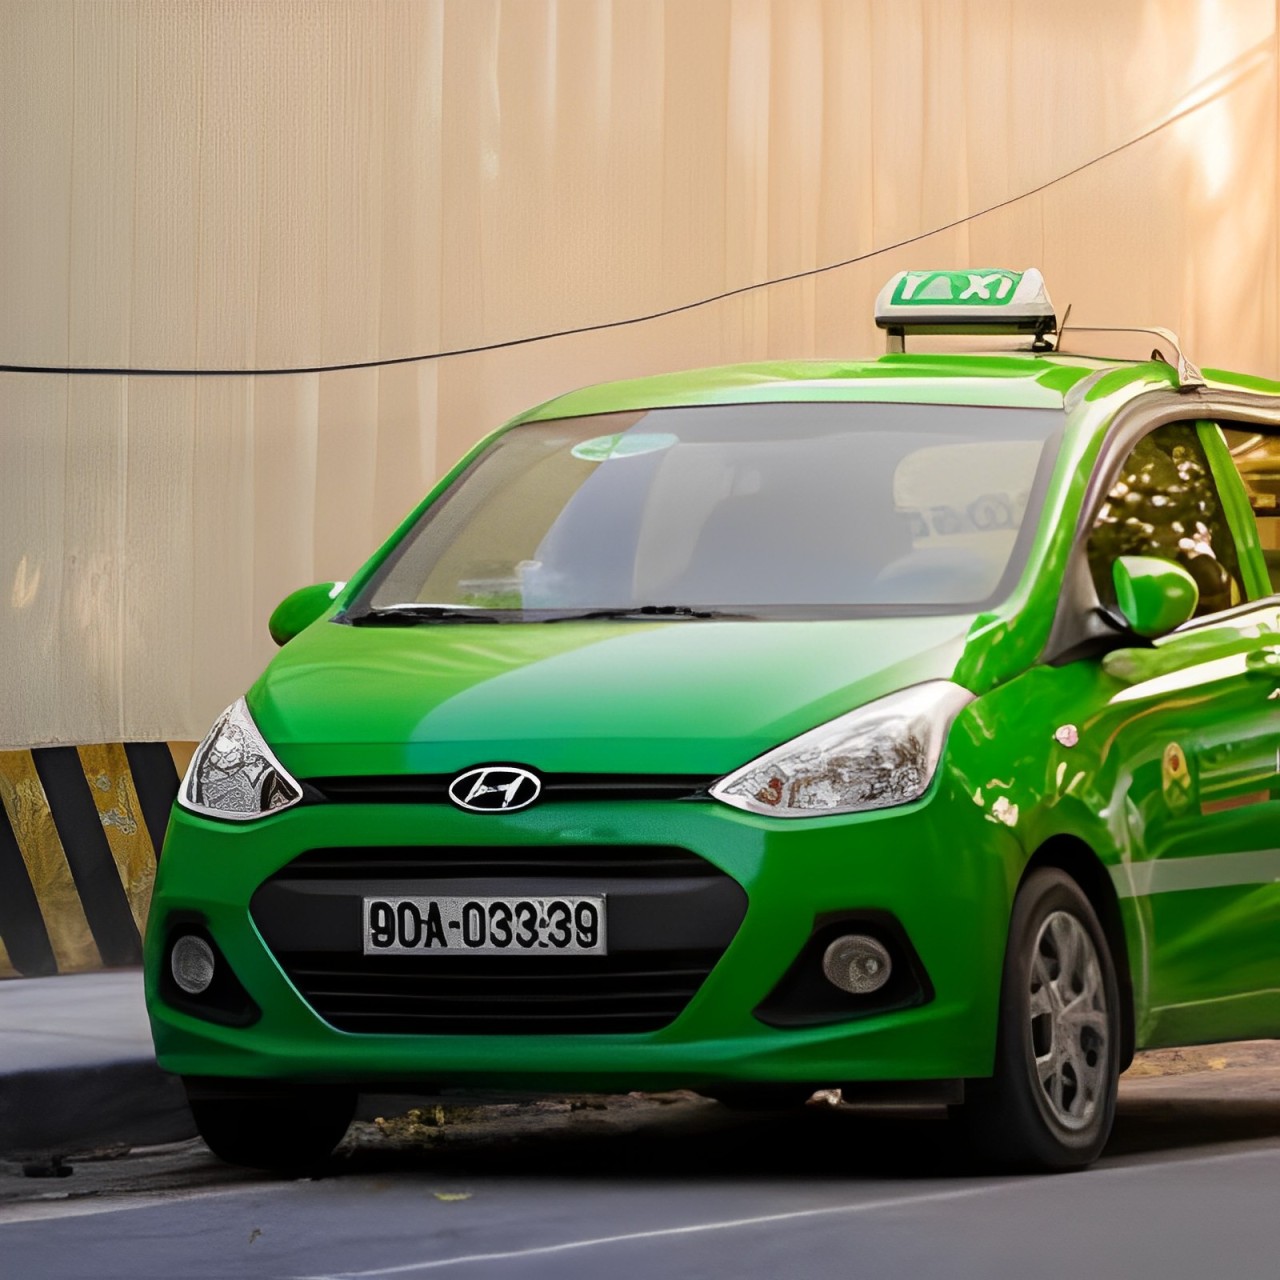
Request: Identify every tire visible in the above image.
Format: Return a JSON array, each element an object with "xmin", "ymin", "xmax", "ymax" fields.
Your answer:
[
  {"xmin": 185, "ymin": 1080, "xmax": 356, "ymax": 1170},
  {"xmin": 956, "ymin": 868, "xmax": 1121, "ymax": 1171}
]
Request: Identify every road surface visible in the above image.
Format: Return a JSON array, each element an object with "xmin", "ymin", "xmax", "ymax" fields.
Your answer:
[{"xmin": 3, "ymin": 1044, "xmax": 1279, "ymax": 1280}]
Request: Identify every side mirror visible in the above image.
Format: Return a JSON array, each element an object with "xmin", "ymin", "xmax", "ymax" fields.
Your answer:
[
  {"xmin": 1111, "ymin": 556, "xmax": 1199, "ymax": 638},
  {"xmin": 268, "ymin": 581, "xmax": 345, "ymax": 646}
]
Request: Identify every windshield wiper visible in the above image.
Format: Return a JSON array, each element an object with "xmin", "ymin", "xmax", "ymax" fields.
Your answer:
[
  {"xmin": 540, "ymin": 605, "xmax": 759, "ymax": 622},
  {"xmin": 347, "ymin": 603, "xmax": 760, "ymax": 626},
  {"xmin": 346, "ymin": 604, "xmax": 504, "ymax": 625}
]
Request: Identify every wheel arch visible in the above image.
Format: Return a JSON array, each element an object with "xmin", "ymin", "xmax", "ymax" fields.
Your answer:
[{"xmin": 1019, "ymin": 836, "xmax": 1136, "ymax": 1071}]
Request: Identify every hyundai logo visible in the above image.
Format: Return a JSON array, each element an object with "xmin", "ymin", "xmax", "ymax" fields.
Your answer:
[{"xmin": 447, "ymin": 766, "xmax": 542, "ymax": 813}]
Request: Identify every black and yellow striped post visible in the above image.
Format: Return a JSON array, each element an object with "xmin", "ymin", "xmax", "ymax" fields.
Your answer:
[{"xmin": 0, "ymin": 743, "xmax": 192, "ymax": 979}]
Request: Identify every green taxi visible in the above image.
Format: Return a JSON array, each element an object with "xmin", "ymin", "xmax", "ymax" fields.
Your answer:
[{"xmin": 145, "ymin": 269, "xmax": 1280, "ymax": 1171}]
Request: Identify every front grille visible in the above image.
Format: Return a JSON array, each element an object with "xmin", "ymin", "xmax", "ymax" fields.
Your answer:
[
  {"xmin": 302, "ymin": 774, "xmax": 715, "ymax": 805},
  {"xmin": 253, "ymin": 844, "xmax": 747, "ymax": 1036},
  {"xmin": 270, "ymin": 845, "xmax": 717, "ymax": 880},
  {"xmin": 274, "ymin": 949, "xmax": 722, "ymax": 1034}
]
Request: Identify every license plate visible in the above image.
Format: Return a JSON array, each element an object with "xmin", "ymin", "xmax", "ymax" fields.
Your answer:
[{"xmin": 362, "ymin": 895, "xmax": 607, "ymax": 956}]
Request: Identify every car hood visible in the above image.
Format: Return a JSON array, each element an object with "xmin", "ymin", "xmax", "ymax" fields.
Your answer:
[{"xmin": 251, "ymin": 616, "xmax": 976, "ymax": 778}]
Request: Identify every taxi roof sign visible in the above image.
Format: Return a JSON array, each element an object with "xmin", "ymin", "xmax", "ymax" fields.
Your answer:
[{"xmin": 875, "ymin": 269, "xmax": 1057, "ymax": 350}]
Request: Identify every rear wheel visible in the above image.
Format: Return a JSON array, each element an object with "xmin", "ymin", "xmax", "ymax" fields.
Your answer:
[
  {"xmin": 957, "ymin": 868, "xmax": 1120, "ymax": 1171},
  {"xmin": 185, "ymin": 1080, "xmax": 356, "ymax": 1170}
]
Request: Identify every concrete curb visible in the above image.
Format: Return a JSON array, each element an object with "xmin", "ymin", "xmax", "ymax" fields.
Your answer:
[
  {"xmin": 0, "ymin": 1060, "xmax": 193, "ymax": 1159},
  {"xmin": 0, "ymin": 969, "xmax": 194, "ymax": 1159}
]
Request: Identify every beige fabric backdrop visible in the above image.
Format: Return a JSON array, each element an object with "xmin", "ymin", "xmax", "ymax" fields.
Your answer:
[{"xmin": 1, "ymin": 0, "xmax": 1277, "ymax": 746}]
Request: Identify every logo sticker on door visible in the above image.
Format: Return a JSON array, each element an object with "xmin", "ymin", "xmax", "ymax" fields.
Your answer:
[{"xmin": 1162, "ymin": 742, "xmax": 1195, "ymax": 814}]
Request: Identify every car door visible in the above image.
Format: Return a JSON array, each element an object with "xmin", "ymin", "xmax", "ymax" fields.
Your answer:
[{"xmin": 1084, "ymin": 420, "xmax": 1280, "ymax": 1046}]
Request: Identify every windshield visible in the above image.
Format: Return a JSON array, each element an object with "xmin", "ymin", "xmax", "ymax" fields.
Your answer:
[{"xmin": 353, "ymin": 403, "xmax": 1062, "ymax": 620}]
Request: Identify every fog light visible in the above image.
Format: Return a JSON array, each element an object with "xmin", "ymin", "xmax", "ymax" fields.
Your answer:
[
  {"xmin": 171, "ymin": 935, "xmax": 216, "ymax": 995},
  {"xmin": 822, "ymin": 935, "xmax": 892, "ymax": 995}
]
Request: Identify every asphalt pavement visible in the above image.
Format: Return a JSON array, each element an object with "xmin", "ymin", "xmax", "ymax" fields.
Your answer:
[{"xmin": 3, "ymin": 1065, "xmax": 1280, "ymax": 1279}]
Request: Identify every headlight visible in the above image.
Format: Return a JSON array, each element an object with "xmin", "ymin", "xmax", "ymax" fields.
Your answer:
[
  {"xmin": 709, "ymin": 681, "xmax": 974, "ymax": 818},
  {"xmin": 178, "ymin": 697, "xmax": 303, "ymax": 821}
]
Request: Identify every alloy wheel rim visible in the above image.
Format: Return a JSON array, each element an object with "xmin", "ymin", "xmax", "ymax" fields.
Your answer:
[{"xmin": 1027, "ymin": 910, "xmax": 1109, "ymax": 1131}]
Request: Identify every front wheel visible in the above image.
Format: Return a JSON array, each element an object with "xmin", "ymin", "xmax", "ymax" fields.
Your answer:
[
  {"xmin": 957, "ymin": 868, "xmax": 1121, "ymax": 1171},
  {"xmin": 185, "ymin": 1080, "xmax": 356, "ymax": 1170}
]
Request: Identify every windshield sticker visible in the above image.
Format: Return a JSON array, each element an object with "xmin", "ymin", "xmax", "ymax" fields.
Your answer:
[{"xmin": 571, "ymin": 432, "xmax": 678, "ymax": 463}]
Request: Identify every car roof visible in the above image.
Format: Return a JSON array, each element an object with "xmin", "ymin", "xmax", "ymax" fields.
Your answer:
[{"xmin": 519, "ymin": 352, "xmax": 1191, "ymax": 423}]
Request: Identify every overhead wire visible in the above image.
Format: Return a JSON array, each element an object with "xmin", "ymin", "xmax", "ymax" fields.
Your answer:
[{"xmin": 0, "ymin": 70, "xmax": 1247, "ymax": 380}]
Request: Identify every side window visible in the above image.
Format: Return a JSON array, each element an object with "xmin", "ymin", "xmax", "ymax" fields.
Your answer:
[
  {"xmin": 1220, "ymin": 427, "xmax": 1280, "ymax": 595},
  {"xmin": 1086, "ymin": 423, "xmax": 1244, "ymax": 618}
]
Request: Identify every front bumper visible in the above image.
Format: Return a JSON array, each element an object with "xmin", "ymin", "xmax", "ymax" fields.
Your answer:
[{"xmin": 145, "ymin": 782, "xmax": 1019, "ymax": 1092}]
